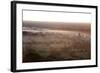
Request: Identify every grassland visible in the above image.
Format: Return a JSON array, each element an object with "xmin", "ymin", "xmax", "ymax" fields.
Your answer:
[{"xmin": 22, "ymin": 21, "xmax": 91, "ymax": 63}]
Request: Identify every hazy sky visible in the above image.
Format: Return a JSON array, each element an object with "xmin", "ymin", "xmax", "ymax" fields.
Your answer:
[{"xmin": 23, "ymin": 10, "xmax": 91, "ymax": 23}]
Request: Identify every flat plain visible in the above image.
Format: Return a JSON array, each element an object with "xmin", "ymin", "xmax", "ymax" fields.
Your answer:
[{"xmin": 22, "ymin": 21, "xmax": 91, "ymax": 63}]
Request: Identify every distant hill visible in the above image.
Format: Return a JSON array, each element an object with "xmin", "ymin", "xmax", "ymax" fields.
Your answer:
[{"xmin": 23, "ymin": 21, "xmax": 91, "ymax": 33}]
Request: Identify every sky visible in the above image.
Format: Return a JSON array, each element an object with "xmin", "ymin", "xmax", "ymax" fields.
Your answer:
[{"xmin": 23, "ymin": 10, "xmax": 91, "ymax": 23}]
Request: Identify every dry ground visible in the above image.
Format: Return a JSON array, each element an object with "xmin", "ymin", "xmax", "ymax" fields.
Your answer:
[{"xmin": 22, "ymin": 21, "xmax": 91, "ymax": 63}]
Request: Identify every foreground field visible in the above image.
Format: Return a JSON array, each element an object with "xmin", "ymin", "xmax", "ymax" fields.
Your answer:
[{"xmin": 22, "ymin": 21, "xmax": 91, "ymax": 63}]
